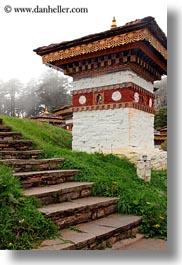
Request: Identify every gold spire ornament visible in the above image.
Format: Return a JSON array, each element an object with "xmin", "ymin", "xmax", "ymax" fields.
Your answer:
[
  {"xmin": 44, "ymin": 106, "xmax": 49, "ymax": 114},
  {"xmin": 111, "ymin": 16, "xmax": 117, "ymax": 29}
]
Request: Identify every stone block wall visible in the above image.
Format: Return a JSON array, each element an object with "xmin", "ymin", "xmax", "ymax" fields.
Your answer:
[
  {"xmin": 72, "ymin": 108, "xmax": 154, "ymax": 152},
  {"xmin": 128, "ymin": 108, "xmax": 154, "ymax": 149}
]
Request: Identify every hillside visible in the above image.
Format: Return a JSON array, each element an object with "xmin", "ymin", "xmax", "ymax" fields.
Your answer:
[{"xmin": 0, "ymin": 115, "xmax": 167, "ymax": 248}]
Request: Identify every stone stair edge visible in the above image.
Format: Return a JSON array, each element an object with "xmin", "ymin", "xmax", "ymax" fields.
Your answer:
[
  {"xmin": 36, "ymin": 214, "xmax": 142, "ymax": 250},
  {"xmin": 0, "ymin": 131, "xmax": 22, "ymax": 135},
  {"xmin": 0, "ymin": 150, "xmax": 43, "ymax": 159},
  {"xmin": 0, "ymin": 150, "xmax": 43, "ymax": 154},
  {"xmin": 108, "ymin": 233, "xmax": 145, "ymax": 250},
  {"xmin": 0, "ymin": 157, "xmax": 65, "ymax": 163},
  {"xmin": 0, "ymin": 139, "xmax": 33, "ymax": 143},
  {"xmin": 0, "ymin": 157, "xmax": 67, "ymax": 173},
  {"xmin": 0, "ymin": 125, "xmax": 12, "ymax": 131},
  {"xmin": 24, "ymin": 182, "xmax": 95, "ymax": 195},
  {"xmin": 13, "ymin": 169, "xmax": 80, "ymax": 176},
  {"xmin": 24, "ymin": 182, "xmax": 95, "ymax": 205},
  {"xmin": 39, "ymin": 196, "xmax": 118, "ymax": 215}
]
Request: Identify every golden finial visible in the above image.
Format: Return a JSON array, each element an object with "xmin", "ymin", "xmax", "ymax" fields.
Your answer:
[
  {"xmin": 111, "ymin": 16, "xmax": 117, "ymax": 29},
  {"xmin": 44, "ymin": 106, "xmax": 49, "ymax": 114}
]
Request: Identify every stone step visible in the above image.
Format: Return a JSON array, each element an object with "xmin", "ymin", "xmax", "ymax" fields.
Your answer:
[
  {"xmin": 0, "ymin": 140, "xmax": 34, "ymax": 151},
  {"xmin": 0, "ymin": 158, "xmax": 65, "ymax": 172},
  {"xmin": 107, "ymin": 233, "xmax": 145, "ymax": 250},
  {"xmin": 37, "ymin": 213, "xmax": 142, "ymax": 250},
  {"xmin": 0, "ymin": 125, "xmax": 12, "ymax": 132},
  {"xmin": 0, "ymin": 150, "xmax": 43, "ymax": 159},
  {"xmin": 24, "ymin": 182, "xmax": 94, "ymax": 205},
  {"xmin": 39, "ymin": 197, "xmax": 118, "ymax": 229},
  {"xmin": 0, "ymin": 132, "xmax": 22, "ymax": 140},
  {"xmin": 14, "ymin": 169, "xmax": 80, "ymax": 188}
]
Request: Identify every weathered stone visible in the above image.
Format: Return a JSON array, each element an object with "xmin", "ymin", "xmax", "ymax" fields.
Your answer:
[
  {"xmin": 0, "ymin": 140, "xmax": 33, "ymax": 151},
  {"xmin": 0, "ymin": 125, "xmax": 12, "ymax": 132},
  {"xmin": 37, "ymin": 213, "xmax": 141, "ymax": 250},
  {"xmin": 0, "ymin": 158, "xmax": 65, "ymax": 172},
  {"xmin": 104, "ymin": 204, "xmax": 117, "ymax": 215},
  {"xmin": 14, "ymin": 169, "xmax": 80, "ymax": 188},
  {"xmin": 91, "ymin": 212, "xmax": 97, "ymax": 220},
  {"xmin": 0, "ymin": 132, "xmax": 22, "ymax": 140},
  {"xmin": 108, "ymin": 236, "xmax": 118, "ymax": 244},
  {"xmin": 110, "ymin": 148, "xmax": 167, "ymax": 170},
  {"xmin": 24, "ymin": 182, "xmax": 94, "ymax": 205},
  {"xmin": 81, "ymin": 188, "xmax": 92, "ymax": 197},
  {"xmin": 0, "ymin": 150, "xmax": 43, "ymax": 159},
  {"xmin": 39, "ymin": 197, "xmax": 118, "ymax": 228},
  {"xmin": 96, "ymin": 208, "xmax": 105, "ymax": 218},
  {"xmin": 137, "ymin": 159, "xmax": 152, "ymax": 182}
]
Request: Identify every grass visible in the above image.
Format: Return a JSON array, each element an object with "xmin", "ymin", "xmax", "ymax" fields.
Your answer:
[
  {"xmin": 1, "ymin": 115, "xmax": 72, "ymax": 151},
  {"xmin": 0, "ymin": 115, "xmax": 167, "ymax": 246},
  {"xmin": 0, "ymin": 165, "xmax": 59, "ymax": 250}
]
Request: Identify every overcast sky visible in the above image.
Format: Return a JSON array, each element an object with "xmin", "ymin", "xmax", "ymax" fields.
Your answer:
[{"xmin": 0, "ymin": 0, "xmax": 180, "ymax": 84}]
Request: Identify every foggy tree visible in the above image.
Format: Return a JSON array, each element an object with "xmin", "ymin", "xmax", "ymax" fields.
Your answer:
[
  {"xmin": 0, "ymin": 69, "xmax": 72, "ymax": 117},
  {"xmin": 0, "ymin": 79, "xmax": 23, "ymax": 116},
  {"xmin": 35, "ymin": 69, "xmax": 72, "ymax": 112},
  {"xmin": 16, "ymin": 78, "xmax": 41, "ymax": 117},
  {"xmin": 0, "ymin": 81, "xmax": 6, "ymax": 114}
]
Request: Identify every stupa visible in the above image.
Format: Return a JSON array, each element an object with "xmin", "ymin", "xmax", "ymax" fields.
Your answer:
[{"xmin": 34, "ymin": 16, "xmax": 167, "ymax": 153}]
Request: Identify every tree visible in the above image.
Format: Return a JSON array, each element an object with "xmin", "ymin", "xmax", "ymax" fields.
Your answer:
[
  {"xmin": 0, "ymin": 79, "xmax": 23, "ymax": 116},
  {"xmin": 154, "ymin": 106, "xmax": 167, "ymax": 129},
  {"xmin": 16, "ymin": 78, "xmax": 41, "ymax": 117},
  {"xmin": 0, "ymin": 80, "xmax": 6, "ymax": 114},
  {"xmin": 0, "ymin": 69, "xmax": 72, "ymax": 117},
  {"xmin": 35, "ymin": 69, "xmax": 71, "ymax": 113}
]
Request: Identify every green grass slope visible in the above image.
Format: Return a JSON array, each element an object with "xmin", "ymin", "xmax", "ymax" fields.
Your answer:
[
  {"xmin": 1, "ymin": 115, "xmax": 167, "ymax": 244},
  {"xmin": 1, "ymin": 115, "xmax": 72, "ymax": 151}
]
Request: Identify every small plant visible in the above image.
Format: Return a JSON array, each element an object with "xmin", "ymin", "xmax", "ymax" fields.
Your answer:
[
  {"xmin": 97, "ymin": 240, "xmax": 105, "ymax": 250},
  {"xmin": 106, "ymin": 241, "xmax": 112, "ymax": 248},
  {"xmin": 69, "ymin": 225, "xmax": 80, "ymax": 232}
]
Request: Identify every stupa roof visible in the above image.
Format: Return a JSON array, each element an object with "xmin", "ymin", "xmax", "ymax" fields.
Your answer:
[{"xmin": 34, "ymin": 16, "xmax": 167, "ymax": 57}]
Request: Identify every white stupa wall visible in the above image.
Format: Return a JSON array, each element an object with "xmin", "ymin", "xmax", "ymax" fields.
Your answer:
[
  {"xmin": 72, "ymin": 70, "xmax": 154, "ymax": 153},
  {"xmin": 73, "ymin": 70, "xmax": 153, "ymax": 92}
]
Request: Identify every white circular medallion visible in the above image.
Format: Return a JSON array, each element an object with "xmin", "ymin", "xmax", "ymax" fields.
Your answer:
[
  {"xmin": 79, "ymin": 95, "xmax": 86, "ymax": 105},
  {"xmin": 134, "ymin": 92, "xmax": 139, "ymax": 103},
  {"xmin": 149, "ymin": 98, "xmax": 153, "ymax": 108},
  {"xmin": 112, "ymin": 91, "xmax": 122, "ymax": 101}
]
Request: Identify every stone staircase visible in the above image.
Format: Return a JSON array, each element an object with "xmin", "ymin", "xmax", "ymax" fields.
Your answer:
[{"xmin": 0, "ymin": 117, "xmax": 142, "ymax": 250}]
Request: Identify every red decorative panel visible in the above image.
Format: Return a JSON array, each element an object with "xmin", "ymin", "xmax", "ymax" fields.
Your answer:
[
  {"xmin": 72, "ymin": 82, "xmax": 155, "ymax": 114},
  {"xmin": 72, "ymin": 92, "xmax": 93, "ymax": 107}
]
